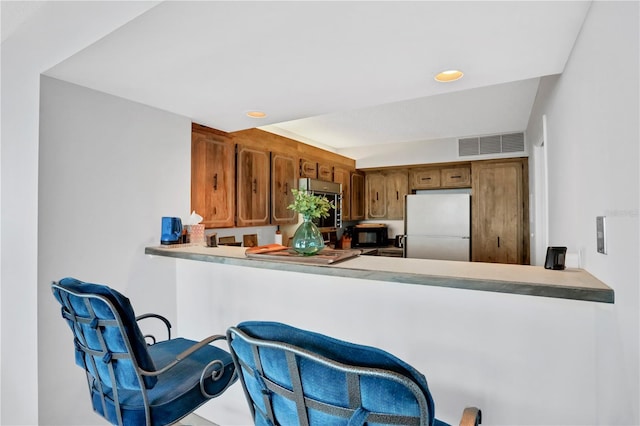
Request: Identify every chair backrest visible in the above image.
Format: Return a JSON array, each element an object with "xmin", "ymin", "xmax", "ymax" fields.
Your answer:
[
  {"xmin": 52, "ymin": 278, "xmax": 157, "ymax": 404},
  {"xmin": 227, "ymin": 321, "xmax": 436, "ymax": 426}
]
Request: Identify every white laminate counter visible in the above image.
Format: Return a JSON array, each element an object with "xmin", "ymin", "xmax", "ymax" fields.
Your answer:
[{"xmin": 145, "ymin": 245, "xmax": 613, "ymax": 303}]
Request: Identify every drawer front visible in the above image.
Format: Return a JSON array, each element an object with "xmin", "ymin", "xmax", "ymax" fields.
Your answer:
[
  {"xmin": 411, "ymin": 169, "xmax": 441, "ymax": 189},
  {"xmin": 441, "ymin": 166, "xmax": 471, "ymax": 187}
]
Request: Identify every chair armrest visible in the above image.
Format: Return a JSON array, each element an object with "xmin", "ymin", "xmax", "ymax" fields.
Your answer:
[
  {"xmin": 460, "ymin": 407, "xmax": 482, "ymax": 426},
  {"xmin": 140, "ymin": 334, "xmax": 228, "ymax": 377},
  {"xmin": 136, "ymin": 313, "xmax": 172, "ymax": 343}
]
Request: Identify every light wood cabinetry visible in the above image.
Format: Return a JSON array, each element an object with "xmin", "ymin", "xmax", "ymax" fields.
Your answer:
[
  {"xmin": 333, "ymin": 167, "xmax": 351, "ymax": 221},
  {"xmin": 236, "ymin": 144, "xmax": 270, "ymax": 227},
  {"xmin": 350, "ymin": 172, "xmax": 365, "ymax": 221},
  {"xmin": 410, "ymin": 164, "xmax": 471, "ymax": 190},
  {"xmin": 299, "ymin": 158, "xmax": 318, "ymax": 178},
  {"xmin": 471, "ymin": 158, "xmax": 529, "ymax": 264},
  {"xmin": 271, "ymin": 151, "xmax": 298, "ymax": 224},
  {"xmin": 191, "ymin": 125, "xmax": 235, "ymax": 228},
  {"xmin": 365, "ymin": 170, "xmax": 408, "ymax": 220},
  {"xmin": 441, "ymin": 166, "xmax": 471, "ymax": 187},
  {"xmin": 317, "ymin": 163, "xmax": 333, "ymax": 181}
]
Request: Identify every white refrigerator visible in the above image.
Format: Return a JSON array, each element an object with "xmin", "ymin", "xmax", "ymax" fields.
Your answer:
[{"xmin": 404, "ymin": 193, "xmax": 471, "ymax": 261}]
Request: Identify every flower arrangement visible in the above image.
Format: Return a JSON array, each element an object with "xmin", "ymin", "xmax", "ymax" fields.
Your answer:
[{"xmin": 287, "ymin": 188, "xmax": 335, "ymax": 219}]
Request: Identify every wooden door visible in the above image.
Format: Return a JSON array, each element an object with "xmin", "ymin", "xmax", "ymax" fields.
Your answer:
[
  {"xmin": 318, "ymin": 163, "xmax": 333, "ymax": 181},
  {"xmin": 366, "ymin": 172, "xmax": 386, "ymax": 219},
  {"xmin": 385, "ymin": 170, "xmax": 408, "ymax": 219},
  {"xmin": 410, "ymin": 168, "xmax": 441, "ymax": 189},
  {"xmin": 472, "ymin": 160, "xmax": 524, "ymax": 264},
  {"xmin": 350, "ymin": 172, "xmax": 365, "ymax": 221},
  {"xmin": 271, "ymin": 152, "xmax": 297, "ymax": 224},
  {"xmin": 441, "ymin": 166, "xmax": 471, "ymax": 188},
  {"xmin": 236, "ymin": 144, "xmax": 270, "ymax": 227},
  {"xmin": 333, "ymin": 167, "xmax": 351, "ymax": 221},
  {"xmin": 191, "ymin": 128, "xmax": 235, "ymax": 228}
]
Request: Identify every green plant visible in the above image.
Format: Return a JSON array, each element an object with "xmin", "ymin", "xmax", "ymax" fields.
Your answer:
[{"xmin": 287, "ymin": 188, "xmax": 335, "ymax": 219}]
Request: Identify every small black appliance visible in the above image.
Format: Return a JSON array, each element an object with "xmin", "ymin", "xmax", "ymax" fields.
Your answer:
[{"xmin": 544, "ymin": 246, "xmax": 567, "ymax": 270}]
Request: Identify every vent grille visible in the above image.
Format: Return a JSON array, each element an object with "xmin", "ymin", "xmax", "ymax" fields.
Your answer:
[{"xmin": 458, "ymin": 132, "xmax": 524, "ymax": 157}]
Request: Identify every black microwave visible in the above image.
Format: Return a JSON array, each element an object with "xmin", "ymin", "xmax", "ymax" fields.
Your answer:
[{"xmin": 352, "ymin": 225, "xmax": 388, "ymax": 247}]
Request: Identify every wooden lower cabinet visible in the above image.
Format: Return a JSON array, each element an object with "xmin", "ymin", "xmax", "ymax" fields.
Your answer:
[
  {"xmin": 236, "ymin": 144, "xmax": 270, "ymax": 227},
  {"xmin": 472, "ymin": 159, "xmax": 529, "ymax": 264},
  {"xmin": 191, "ymin": 127, "xmax": 235, "ymax": 228}
]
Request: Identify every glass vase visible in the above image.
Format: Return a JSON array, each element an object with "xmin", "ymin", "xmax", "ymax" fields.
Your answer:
[{"xmin": 292, "ymin": 215, "xmax": 325, "ymax": 256}]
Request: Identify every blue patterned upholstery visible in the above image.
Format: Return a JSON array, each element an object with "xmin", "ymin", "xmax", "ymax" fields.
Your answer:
[
  {"xmin": 227, "ymin": 321, "xmax": 460, "ymax": 426},
  {"xmin": 52, "ymin": 277, "xmax": 237, "ymax": 426}
]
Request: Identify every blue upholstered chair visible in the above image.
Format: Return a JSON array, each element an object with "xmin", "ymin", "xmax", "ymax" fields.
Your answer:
[
  {"xmin": 52, "ymin": 277, "xmax": 237, "ymax": 426},
  {"xmin": 227, "ymin": 321, "xmax": 481, "ymax": 426}
]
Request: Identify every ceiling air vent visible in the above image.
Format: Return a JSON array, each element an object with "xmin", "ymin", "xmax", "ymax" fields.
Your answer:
[{"xmin": 458, "ymin": 132, "xmax": 524, "ymax": 157}]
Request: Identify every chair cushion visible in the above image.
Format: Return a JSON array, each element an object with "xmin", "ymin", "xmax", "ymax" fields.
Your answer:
[
  {"xmin": 235, "ymin": 321, "xmax": 437, "ymax": 426},
  {"xmin": 54, "ymin": 277, "xmax": 158, "ymax": 388},
  {"xmin": 92, "ymin": 337, "xmax": 236, "ymax": 425}
]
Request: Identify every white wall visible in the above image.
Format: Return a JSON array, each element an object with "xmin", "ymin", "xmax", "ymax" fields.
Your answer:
[
  {"xmin": 0, "ymin": 2, "xmax": 159, "ymax": 424},
  {"xmin": 526, "ymin": 2, "xmax": 639, "ymax": 423},
  {"xmin": 37, "ymin": 76, "xmax": 191, "ymax": 425}
]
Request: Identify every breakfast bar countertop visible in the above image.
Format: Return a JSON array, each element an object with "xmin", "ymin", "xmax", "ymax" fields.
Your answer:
[{"xmin": 145, "ymin": 244, "xmax": 614, "ymax": 304}]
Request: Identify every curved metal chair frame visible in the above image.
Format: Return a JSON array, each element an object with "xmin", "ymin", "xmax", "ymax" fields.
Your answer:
[
  {"xmin": 52, "ymin": 280, "xmax": 236, "ymax": 426},
  {"xmin": 228, "ymin": 326, "xmax": 431, "ymax": 425}
]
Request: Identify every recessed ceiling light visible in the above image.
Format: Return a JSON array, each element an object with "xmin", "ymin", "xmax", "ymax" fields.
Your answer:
[
  {"xmin": 246, "ymin": 111, "xmax": 267, "ymax": 118},
  {"xmin": 434, "ymin": 70, "xmax": 464, "ymax": 82}
]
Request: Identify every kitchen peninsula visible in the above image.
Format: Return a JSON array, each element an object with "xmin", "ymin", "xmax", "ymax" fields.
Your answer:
[{"xmin": 145, "ymin": 245, "xmax": 613, "ymax": 303}]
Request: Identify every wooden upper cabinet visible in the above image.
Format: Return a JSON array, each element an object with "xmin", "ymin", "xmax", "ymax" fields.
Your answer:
[
  {"xmin": 299, "ymin": 158, "xmax": 318, "ymax": 178},
  {"xmin": 410, "ymin": 168, "xmax": 441, "ymax": 189},
  {"xmin": 236, "ymin": 144, "xmax": 270, "ymax": 227},
  {"xmin": 350, "ymin": 172, "xmax": 365, "ymax": 221},
  {"xmin": 271, "ymin": 151, "xmax": 298, "ymax": 225},
  {"xmin": 317, "ymin": 163, "xmax": 333, "ymax": 182},
  {"xmin": 366, "ymin": 172, "xmax": 387, "ymax": 219},
  {"xmin": 441, "ymin": 166, "xmax": 471, "ymax": 187},
  {"xmin": 191, "ymin": 127, "xmax": 235, "ymax": 228},
  {"xmin": 410, "ymin": 164, "xmax": 471, "ymax": 190},
  {"xmin": 471, "ymin": 159, "xmax": 528, "ymax": 264},
  {"xmin": 385, "ymin": 170, "xmax": 408, "ymax": 220},
  {"xmin": 333, "ymin": 167, "xmax": 351, "ymax": 221}
]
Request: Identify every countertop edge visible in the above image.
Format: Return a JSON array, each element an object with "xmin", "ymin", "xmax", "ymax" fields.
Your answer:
[{"xmin": 144, "ymin": 247, "xmax": 614, "ymax": 304}]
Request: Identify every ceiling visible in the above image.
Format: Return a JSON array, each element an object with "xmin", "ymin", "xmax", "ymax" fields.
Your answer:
[{"xmin": 38, "ymin": 1, "xmax": 591, "ymax": 150}]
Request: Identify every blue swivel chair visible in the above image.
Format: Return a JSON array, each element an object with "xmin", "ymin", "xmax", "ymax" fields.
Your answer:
[
  {"xmin": 52, "ymin": 277, "xmax": 237, "ymax": 426},
  {"xmin": 227, "ymin": 321, "xmax": 481, "ymax": 426}
]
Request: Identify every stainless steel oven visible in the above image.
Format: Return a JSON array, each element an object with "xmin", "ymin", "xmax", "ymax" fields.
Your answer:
[{"xmin": 299, "ymin": 178, "xmax": 342, "ymax": 230}]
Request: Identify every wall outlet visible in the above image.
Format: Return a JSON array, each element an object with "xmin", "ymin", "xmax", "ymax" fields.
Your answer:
[{"xmin": 596, "ymin": 216, "xmax": 607, "ymax": 254}]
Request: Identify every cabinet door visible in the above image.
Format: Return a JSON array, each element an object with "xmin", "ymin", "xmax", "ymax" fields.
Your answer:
[
  {"xmin": 299, "ymin": 158, "xmax": 318, "ymax": 178},
  {"xmin": 236, "ymin": 144, "xmax": 270, "ymax": 227},
  {"xmin": 191, "ymin": 130, "xmax": 235, "ymax": 228},
  {"xmin": 318, "ymin": 163, "xmax": 333, "ymax": 181},
  {"xmin": 333, "ymin": 167, "xmax": 351, "ymax": 221},
  {"xmin": 472, "ymin": 160, "xmax": 524, "ymax": 264},
  {"xmin": 410, "ymin": 168, "xmax": 441, "ymax": 189},
  {"xmin": 441, "ymin": 166, "xmax": 471, "ymax": 188},
  {"xmin": 350, "ymin": 172, "xmax": 365, "ymax": 221},
  {"xmin": 366, "ymin": 172, "xmax": 387, "ymax": 219},
  {"xmin": 271, "ymin": 152, "xmax": 298, "ymax": 224},
  {"xmin": 385, "ymin": 170, "xmax": 408, "ymax": 219}
]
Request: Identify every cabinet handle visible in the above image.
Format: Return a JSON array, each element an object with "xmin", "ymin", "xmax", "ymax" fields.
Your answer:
[
  {"xmin": 451, "ymin": 175, "xmax": 462, "ymax": 179},
  {"xmin": 284, "ymin": 182, "xmax": 289, "ymax": 195},
  {"xmin": 213, "ymin": 207, "xmax": 217, "ymax": 215},
  {"xmin": 421, "ymin": 177, "xmax": 432, "ymax": 181},
  {"xmin": 396, "ymin": 191, "xmax": 399, "ymax": 200},
  {"xmin": 253, "ymin": 179, "xmax": 257, "ymax": 193},
  {"xmin": 213, "ymin": 173, "xmax": 218, "ymax": 190},
  {"xmin": 497, "ymin": 236, "xmax": 501, "ymax": 248},
  {"xmin": 376, "ymin": 192, "xmax": 379, "ymax": 201}
]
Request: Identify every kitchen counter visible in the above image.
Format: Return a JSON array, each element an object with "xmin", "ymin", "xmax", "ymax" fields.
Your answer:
[{"xmin": 145, "ymin": 244, "xmax": 613, "ymax": 303}]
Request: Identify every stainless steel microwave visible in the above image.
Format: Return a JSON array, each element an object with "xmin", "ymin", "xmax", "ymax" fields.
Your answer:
[{"xmin": 299, "ymin": 178, "xmax": 342, "ymax": 229}]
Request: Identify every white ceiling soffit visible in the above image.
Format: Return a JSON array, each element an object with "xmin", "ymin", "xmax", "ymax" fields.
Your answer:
[{"xmin": 44, "ymin": 1, "xmax": 591, "ymax": 149}]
